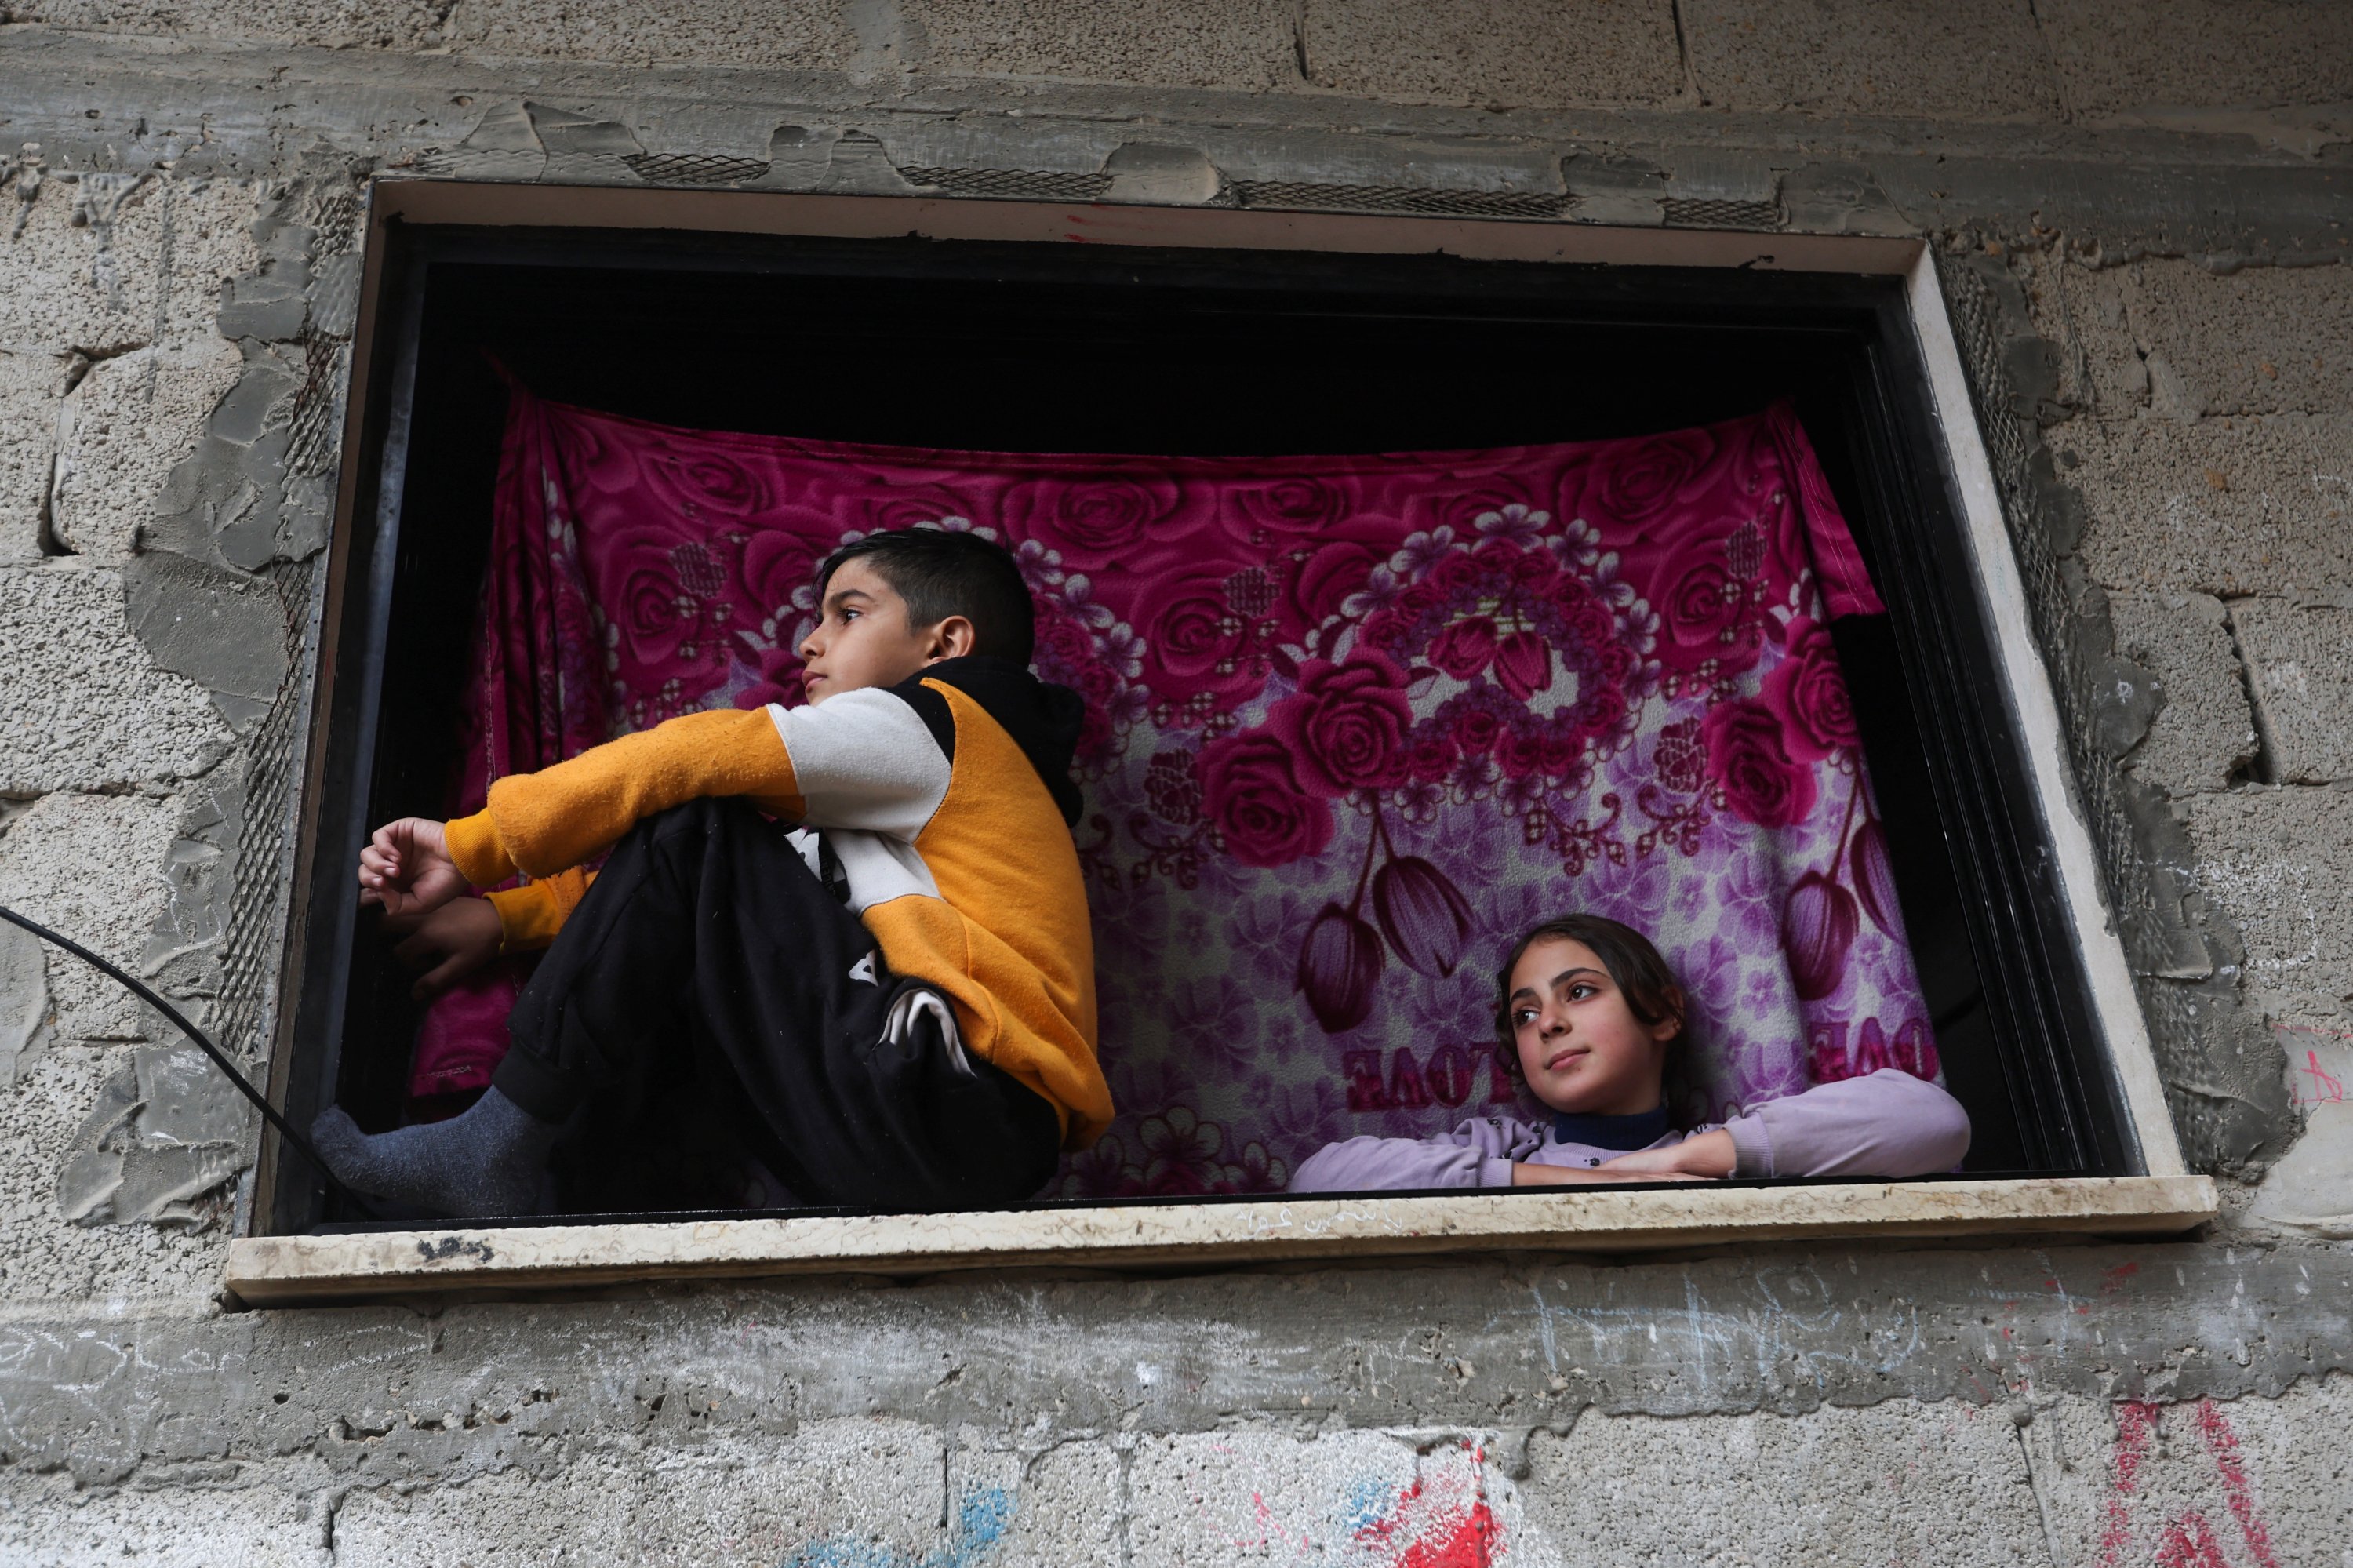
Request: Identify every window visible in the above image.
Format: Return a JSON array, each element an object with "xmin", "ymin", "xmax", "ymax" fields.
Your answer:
[{"xmin": 232, "ymin": 185, "xmax": 2209, "ymax": 1304}]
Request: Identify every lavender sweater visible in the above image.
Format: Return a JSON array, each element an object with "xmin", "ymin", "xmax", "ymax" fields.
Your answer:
[{"xmin": 1287, "ymin": 1068, "xmax": 1971, "ymax": 1192}]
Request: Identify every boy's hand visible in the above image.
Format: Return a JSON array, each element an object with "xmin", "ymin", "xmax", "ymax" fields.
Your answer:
[
  {"xmin": 358, "ymin": 817, "xmax": 470, "ymax": 919},
  {"xmin": 383, "ymin": 897, "xmax": 504, "ymax": 1000}
]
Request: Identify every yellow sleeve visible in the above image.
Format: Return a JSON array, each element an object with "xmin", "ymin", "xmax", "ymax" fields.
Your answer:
[
  {"xmin": 483, "ymin": 868, "xmax": 598, "ymax": 951},
  {"xmin": 447, "ymin": 707, "xmax": 802, "ymax": 883}
]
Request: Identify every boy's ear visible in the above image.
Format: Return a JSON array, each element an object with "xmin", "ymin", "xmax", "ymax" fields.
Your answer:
[{"xmin": 922, "ymin": 615, "xmax": 977, "ymax": 662}]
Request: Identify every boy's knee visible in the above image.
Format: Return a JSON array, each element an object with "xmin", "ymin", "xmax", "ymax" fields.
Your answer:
[{"xmin": 641, "ymin": 796, "xmax": 756, "ymax": 842}]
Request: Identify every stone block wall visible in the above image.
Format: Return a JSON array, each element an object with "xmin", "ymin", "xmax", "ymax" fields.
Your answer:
[{"xmin": 0, "ymin": 2, "xmax": 2347, "ymax": 1561}]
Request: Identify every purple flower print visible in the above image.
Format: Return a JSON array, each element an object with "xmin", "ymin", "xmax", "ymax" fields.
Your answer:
[
  {"xmin": 1297, "ymin": 902, "xmax": 1384, "ymax": 1034},
  {"xmin": 1257, "ymin": 1014, "xmax": 1317, "ymax": 1068},
  {"xmin": 1670, "ymin": 873, "xmax": 1711, "ymax": 930},
  {"xmin": 1224, "ymin": 1141, "xmax": 1289, "ymax": 1193},
  {"xmin": 1095, "ymin": 970, "xmax": 1167, "ymax": 1045},
  {"xmin": 1170, "ymin": 974, "xmax": 1260, "ymax": 1077},
  {"xmin": 1853, "ymin": 818, "xmax": 1904, "ymax": 940},
  {"xmin": 1783, "ymin": 871, "xmax": 1858, "ymax": 1002},
  {"xmin": 1402, "ymin": 965, "xmax": 1496, "ymax": 1043},
  {"xmin": 1473, "ymin": 504, "xmax": 1550, "ymax": 545},
  {"xmin": 1730, "ymin": 1044, "xmax": 1810, "ymax": 1111},
  {"xmin": 1675, "ymin": 934, "xmax": 1744, "ymax": 1041},
  {"xmin": 1476, "ymin": 879, "xmax": 1558, "ymax": 955},
  {"xmin": 1057, "ymin": 1134, "xmax": 1136, "ymax": 1199},
  {"xmin": 1135, "ymin": 1107, "xmax": 1226, "ymax": 1195},
  {"xmin": 1435, "ymin": 805, "xmax": 1518, "ymax": 890},
  {"xmin": 1340, "ymin": 563, "xmax": 1406, "ymax": 620},
  {"xmin": 1372, "ymin": 857, "xmax": 1475, "ymax": 978},
  {"xmin": 1262, "ymin": 1078, "xmax": 1353, "ymax": 1154},
  {"xmin": 1229, "ymin": 888, "xmax": 1312, "ymax": 959},
  {"xmin": 1717, "ymin": 848, "xmax": 1783, "ymax": 955},
  {"xmin": 1090, "ymin": 875, "xmax": 1171, "ymax": 973},
  {"xmin": 1430, "ymin": 617, "xmax": 1500, "ymax": 681},
  {"xmin": 1581, "ymin": 839, "xmax": 1673, "ymax": 930},
  {"xmin": 1387, "ymin": 526, "xmax": 1459, "ymax": 582},
  {"xmin": 1110, "ymin": 1059, "xmax": 1197, "ymax": 1123},
  {"xmin": 1492, "ymin": 631, "xmax": 1552, "ymax": 703}
]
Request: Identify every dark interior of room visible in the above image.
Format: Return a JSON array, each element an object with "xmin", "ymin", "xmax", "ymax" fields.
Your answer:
[{"xmin": 322, "ymin": 227, "xmax": 2072, "ymax": 1224}]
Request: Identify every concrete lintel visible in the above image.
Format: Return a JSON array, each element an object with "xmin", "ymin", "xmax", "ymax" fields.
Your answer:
[
  {"xmin": 225, "ymin": 1175, "xmax": 2217, "ymax": 1305},
  {"xmin": 362, "ymin": 178, "xmax": 1918, "ymax": 270}
]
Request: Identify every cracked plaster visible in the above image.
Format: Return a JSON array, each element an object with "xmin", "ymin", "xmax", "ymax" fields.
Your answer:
[
  {"xmin": 2226, "ymin": 595, "xmax": 2353, "ymax": 784},
  {"xmin": 2119, "ymin": 260, "xmax": 2353, "ymax": 420},
  {"xmin": 2058, "ymin": 412, "xmax": 2353, "ymax": 598},
  {"xmin": 48, "ymin": 337, "xmax": 243, "ymax": 558},
  {"xmin": 0, "ymin": 564, "xmax": 227, "ymax": 795},
  {"xmin": 2106, "ymin": 590, "xmax": 2257, "ymax": 795},
  {"xmin": 0, "ymin": 173, "xmax": 259, "ymax": 360},
  {"xmin": 0, "ymin": 1046, "xmax": 229, "ymax": 1301},
  {"xmin": 0, "ymin": 789, "xmax": 188, "ymax": 1043},
  {"xmin": 0, "ymin": 347, "xmax": 71, "ymax": 561}
]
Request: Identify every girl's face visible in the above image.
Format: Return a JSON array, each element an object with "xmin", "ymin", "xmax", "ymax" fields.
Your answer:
[{"xmin": 1505, "ymin": 937, "xmax": 1682, "ymax": 1117}]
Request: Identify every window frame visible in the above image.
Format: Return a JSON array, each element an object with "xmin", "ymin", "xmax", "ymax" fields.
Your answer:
[{"xmin": 238, "ymin": 180, "xmax": 2208, "ymax": 1304}]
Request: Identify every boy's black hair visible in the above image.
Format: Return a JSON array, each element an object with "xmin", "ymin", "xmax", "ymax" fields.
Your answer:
[
  {"xmin": 815, "ymin": 528, "xmax": 1035, "ymax": 665},
  {"xmin": 1491, "ymin": 913, "xmax": 1695, "ymax": 1123}
]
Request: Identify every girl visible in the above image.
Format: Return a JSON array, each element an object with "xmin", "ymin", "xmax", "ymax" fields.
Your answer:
[{"xmin": 1288, "ymin": 913, "xmax": 1970, "ymax": 1191}]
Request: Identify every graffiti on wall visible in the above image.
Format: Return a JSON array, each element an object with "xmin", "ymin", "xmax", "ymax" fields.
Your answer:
[
  {"xmin": 2096, "ymin": 1399, "xmax": 2278, "ymax": 1568},
  {"xmin": 784, "ymin": 1486, "xmax": 1014, "ymax": 1568}
]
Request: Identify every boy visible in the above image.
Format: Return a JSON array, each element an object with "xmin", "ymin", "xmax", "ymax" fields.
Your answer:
[{"xmin": 315, "ymin": 529, "xmax": 1112, "ymax": 1217}]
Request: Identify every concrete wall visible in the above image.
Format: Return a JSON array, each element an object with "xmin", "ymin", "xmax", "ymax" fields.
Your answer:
[{"xmin": 0, "ymin": 3, "xmax": 2348, "ymax": 1561}]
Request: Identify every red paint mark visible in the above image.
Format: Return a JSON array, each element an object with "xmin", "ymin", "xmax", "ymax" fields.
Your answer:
[
  {"xmin": 2100, "ymin": 1262, "xmax": 2140, "ymax": 1294},
  {"xmin": 2295, "ymin": 1050, "xmax": 2345, "ymax": 1106},
  {"xmin": 1353, "ymin": 1442, "xmax": 1505, "ymax": 1568},
  {"xmin": 2153, "ymin": 1512, "xmax": 2231, "ymax": 1568},
  {"xmin": 2195, "ymin": 1399, "xmax": 2280, "ymax": 1568},
  {"xmin": 2096, "ymin": 1401, "xmax": 2158, "ymax": 1568},
  {"xmin": 2097, "ymin": 1399, "xmax": 2280, "ymax": 1568}
]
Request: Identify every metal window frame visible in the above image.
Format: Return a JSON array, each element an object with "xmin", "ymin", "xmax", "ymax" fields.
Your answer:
[{"xmin": 235, "ymin": 181, "xmax": 2206, "ymax": 1304}]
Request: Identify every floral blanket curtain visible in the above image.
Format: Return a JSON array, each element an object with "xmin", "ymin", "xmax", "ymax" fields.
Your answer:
[{"xmin": 414, "ymin": 384, "xmax": 1940, "ymax": 1198}]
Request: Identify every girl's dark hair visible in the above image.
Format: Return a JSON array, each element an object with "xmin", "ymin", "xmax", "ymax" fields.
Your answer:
[
  {"xmin": 1492, "ymin": 914, "xmax": 1696, "ymax": 1123},
  {"xmin": 816, "ymin": 529, "xmax": 1035, "ymax": 665}
]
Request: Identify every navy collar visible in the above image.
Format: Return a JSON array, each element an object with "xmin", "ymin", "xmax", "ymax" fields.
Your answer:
[{"xmin": 1551, "ymin": 1104, "xmax": 1672, "ymax": 1151}]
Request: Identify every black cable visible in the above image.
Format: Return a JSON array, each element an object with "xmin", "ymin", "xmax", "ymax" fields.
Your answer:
[{"xmin": 0, "ymin": 901, "xmax": 367, "ymax": 1210}]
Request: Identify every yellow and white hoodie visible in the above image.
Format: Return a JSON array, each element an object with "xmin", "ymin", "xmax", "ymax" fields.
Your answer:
[{"xmin": 441, "ymin": 657, "xmax": 1111, "ymax": 1149}]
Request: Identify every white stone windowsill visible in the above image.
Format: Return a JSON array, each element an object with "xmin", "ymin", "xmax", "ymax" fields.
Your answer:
[{"xmin": 224, "ymin": 1175, "xmax": 2216, "ymax": 1307}]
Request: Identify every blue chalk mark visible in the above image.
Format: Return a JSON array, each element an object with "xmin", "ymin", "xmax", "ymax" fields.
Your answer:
[
  {"xmin": 948, "ymin": 1486, "xmax": 1013, "ymax": 1559},
  {"xmin": 784, "ymin": 1486, "xmax": 1016, "ymax": 1568},
  {"xmin": 1342, "ymin": 1475, "xmax": 1393, "ymax": 1537}
]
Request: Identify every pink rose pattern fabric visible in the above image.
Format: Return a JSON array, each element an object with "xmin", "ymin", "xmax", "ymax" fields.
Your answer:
[{"xmin": 413, "ymin": 384, "xmax": 1941, "ymax": 1199}]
